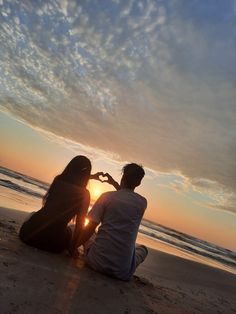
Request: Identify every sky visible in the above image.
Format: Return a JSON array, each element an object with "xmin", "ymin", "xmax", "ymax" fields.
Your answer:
[{"xmin": 0, "ymin": 0, "xmax": 236, "ymax": 251}]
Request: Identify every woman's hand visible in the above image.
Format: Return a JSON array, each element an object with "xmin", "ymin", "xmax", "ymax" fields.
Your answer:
[
  {"xmin": 68, "ymin": 245, "xmax": 79, "ymax": 258},
  {"xmin": 68, "ymin": 243, "xmax": 78, "ymax": 257},
  {"xmin": 90, "ymin": 172, "xmax": 104, "ymax": 182}
]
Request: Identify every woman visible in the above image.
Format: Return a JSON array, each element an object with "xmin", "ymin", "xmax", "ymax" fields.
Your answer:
[{"xmin": 19, "ymin": 155, "xmax": 95, "ymax": 253}]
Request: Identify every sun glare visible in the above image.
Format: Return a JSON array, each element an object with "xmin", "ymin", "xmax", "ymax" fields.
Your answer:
[
  {"xmin": 89, "ymin": 182, "xmax": 103, "ymax": 201},
  {"xmin": 93, "ymin": 187, "xmax": 101, "ymax": 198},
  {"xmin": 84, "ymin": 218, "xmax": 89, "ymax": 227}
]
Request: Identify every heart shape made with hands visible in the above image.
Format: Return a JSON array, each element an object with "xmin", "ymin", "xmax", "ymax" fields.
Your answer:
[
  {"xmin": 95, "ymin": 172, "xmax": 110, "ymax": 183},
  {"xmin": 92, "ymin": 172, "xmax": 111, "ymax": 183}
]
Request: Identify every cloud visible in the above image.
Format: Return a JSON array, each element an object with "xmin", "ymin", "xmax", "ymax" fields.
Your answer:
[{"xmin": 0, "ymin": 0, "xmax": 236, "ymax": 213}]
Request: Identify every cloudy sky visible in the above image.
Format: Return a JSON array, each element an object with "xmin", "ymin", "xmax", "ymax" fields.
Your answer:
[{"xmin": 0, "ymin": 0, "xmax": 236, "ymax": 250}]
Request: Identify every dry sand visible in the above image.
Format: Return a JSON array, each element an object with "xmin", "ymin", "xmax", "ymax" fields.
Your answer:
[{"xmin": 1, "ymin": 207, "xmax": 236, "ymax": 314}]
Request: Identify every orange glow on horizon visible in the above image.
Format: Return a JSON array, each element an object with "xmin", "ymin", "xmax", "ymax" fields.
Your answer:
[
  {"xmin": 93, "ymin": 187, "xmax": 101, "ymax": 197},
  {"xmin": 89, "ymin": 181, "xmax": 105, "ymax": 201}
]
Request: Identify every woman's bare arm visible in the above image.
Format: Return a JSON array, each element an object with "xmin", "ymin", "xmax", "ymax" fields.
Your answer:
[{"xmin": 70, "ymin": 191, "xmax": 90, "ymax": 255}]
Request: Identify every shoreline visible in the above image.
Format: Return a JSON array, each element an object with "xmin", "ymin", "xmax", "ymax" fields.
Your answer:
[
  {"xmin": 1, "ymin": 181, "xmax": 236, "ymax": 277},
  {"xmin": 1, "ymin": 206, "xmax": 236, "ymax": 313},
  {"xmin": 1, "ymin": 205, "xmax": 236, "ymax": 276},
  {"xmin": 137, "ymin": 233, "xmax": 236, "ymax": 276}
]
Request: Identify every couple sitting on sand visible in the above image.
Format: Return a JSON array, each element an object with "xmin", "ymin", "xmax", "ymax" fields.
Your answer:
[{"xmin": 19, "ymin": 156, "xmax": 148, "ymax": 281}]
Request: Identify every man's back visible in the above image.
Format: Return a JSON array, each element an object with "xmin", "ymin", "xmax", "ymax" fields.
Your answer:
[{"xmin": 86, "ymin": 189, "xmax": 147, "ymax": 281}]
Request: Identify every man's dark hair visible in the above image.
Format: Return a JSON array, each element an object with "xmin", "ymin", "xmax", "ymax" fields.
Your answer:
[{"xmin": 122, "ymin": 163, "xmax": 145, "ymax": 189}]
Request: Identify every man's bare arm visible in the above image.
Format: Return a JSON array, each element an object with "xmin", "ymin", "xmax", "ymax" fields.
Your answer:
[{"xmin": 103, "ymin": 173, "xmax": 120, "ymax": 190}]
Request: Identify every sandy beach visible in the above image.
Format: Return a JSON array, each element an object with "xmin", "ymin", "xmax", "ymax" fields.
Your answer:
[{"xmin": 1, "ymin": 207, "xmax": 236, "ymax": 314}]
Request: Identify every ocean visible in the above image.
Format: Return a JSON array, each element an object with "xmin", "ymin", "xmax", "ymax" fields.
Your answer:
[{"xmin": 1, "ymin": 166, "xmax": 236, "ymax": 275}]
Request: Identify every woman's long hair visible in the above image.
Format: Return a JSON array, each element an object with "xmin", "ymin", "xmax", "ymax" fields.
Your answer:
[{"xmin": 43, "ymin": 156, "xmax": 91, "ymax": 205}]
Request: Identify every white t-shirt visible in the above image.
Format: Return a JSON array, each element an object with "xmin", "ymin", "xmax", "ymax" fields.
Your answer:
[{"xmin": 86, "ymin": 189, "xmax": 147, "ymax": 281}]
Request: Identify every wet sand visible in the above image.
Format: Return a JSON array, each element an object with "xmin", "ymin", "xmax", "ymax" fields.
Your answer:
[{"xmin": 1, "ymin": 207, "xmax": 236, "ymax": 314}]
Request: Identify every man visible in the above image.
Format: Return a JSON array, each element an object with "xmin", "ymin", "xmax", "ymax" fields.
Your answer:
[{"xmin": 75, "ymin": 163, "xmax": 148, "ymax": 281}]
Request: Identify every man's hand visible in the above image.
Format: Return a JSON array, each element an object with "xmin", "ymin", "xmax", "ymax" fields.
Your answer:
[{"xmin": 102, "ymin": 173, "xmax": 120, "ymax": 190}]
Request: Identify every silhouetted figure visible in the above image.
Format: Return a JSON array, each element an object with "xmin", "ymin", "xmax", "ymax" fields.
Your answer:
[
  {"xmin": 73, "ymin": 163, "xmax": 148, "ymax": 281},
  {"xmin": 19, "ymin": 156, "xmax": 92, "ymax": 253}
]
